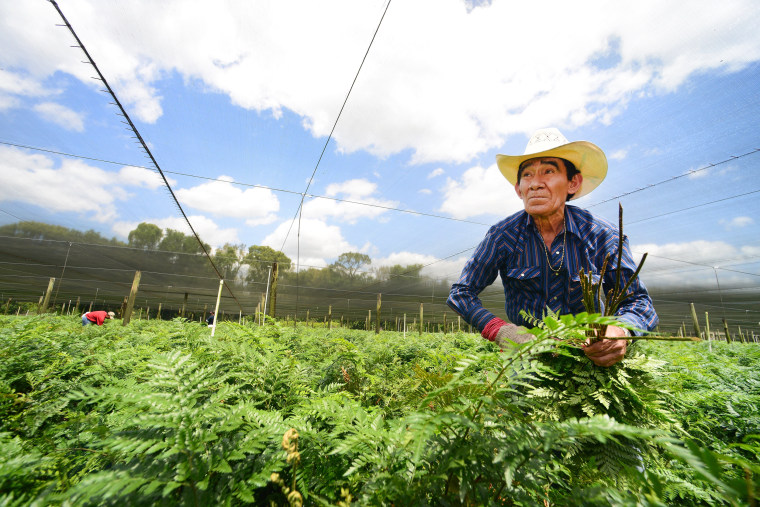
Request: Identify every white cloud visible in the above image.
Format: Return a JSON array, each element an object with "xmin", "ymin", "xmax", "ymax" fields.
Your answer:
[
  {"xmin": 0, "ymin": 147, "xmax": 186, "ymax": 224},
  {"xmin": 0, "ymin": 146, "xmax": 125, "ymax": 222},
  {"xmin": 262, "ymin": 218, "xmax": 357, "ymax": 267},
  {"xmin": 3, "ymin": 0, "xmax": 760, "ymax": 160},
  {"xmin": 175, "ymin": 176, "xmax": 279, "ymax": 225},
  {"xmin": 635, "ymin": 240, "xmax": 760, "ymax": 289},
  {"xmin": 118, "ymin": 166, "xmax": 176, "ymax": 189},
  {"xmin": 418, "ymin": 188, "xmax": 432, "ymax": 195},
  {"xmin": 427, "ymin": 168, "xmax": 444, "ymax": 179},
  {"xmin": 720, "ymin": 216, "xmax": 754, "ymax": 229},
  {"xmin": 608, "ymin": 149, "xmax": 627, "ymax": 161},
  {"xmin": 303, "ymin": 178, "xmax": 398, "ymax": 224},
  {"xmin": 439, "ymin": 164, "xmax": 523, "ymax": 219},
  {"xmin": 112, "ymin": 214, "xmax": 239, "ymax": 248},
  {"xmin": 33, "ymin": 101, "xmax": 85, "ymax": 132}
]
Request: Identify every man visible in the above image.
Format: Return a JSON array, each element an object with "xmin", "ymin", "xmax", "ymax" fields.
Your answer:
[
  {"xmin": 206, "ymin": 311, "xmax": 216, "ymax": 326},
  {"xmin": 82, "ymin": 310, "xmax": 115, "ymax": 326},
  {"xmin": 447, "ymin": 128, "xmax": 657, "ymax": 367}
]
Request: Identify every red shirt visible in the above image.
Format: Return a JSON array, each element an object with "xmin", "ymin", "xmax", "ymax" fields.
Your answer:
[{"xmin": 85, "ymin": 311, "xmax": 109, "ymax": 325}]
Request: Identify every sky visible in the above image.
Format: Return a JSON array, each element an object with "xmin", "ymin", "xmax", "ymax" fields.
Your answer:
[{"xmin": 1, "ymin": 0, "xmax": 759, "ymax": 294}]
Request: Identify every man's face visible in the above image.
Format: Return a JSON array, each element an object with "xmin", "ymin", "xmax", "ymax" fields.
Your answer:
[{"xmin": 514, "ymin": 157, "xmax": 582, "ymax": 218}]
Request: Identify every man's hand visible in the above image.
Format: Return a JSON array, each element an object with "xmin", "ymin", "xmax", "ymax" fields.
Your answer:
[
  {"xmin": 481, "ymin": 317, "xmax": 531, "ymax": 347},
  {"xmin": 583, "ymin": 325, "xmax": 629, "ymax": 367},
  {"xmin": 494, "ymin": 323, "xmax": 532, "ymax": 347}
]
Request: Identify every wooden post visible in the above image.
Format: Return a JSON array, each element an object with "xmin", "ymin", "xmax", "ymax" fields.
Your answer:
[
  {"xmin": 367, "ymin": 310, "xmax": 371, "ymax": 331},
  {"xmin": 203, "ymin": 303, "xmax": 208, "ymax": 322},
  {"xmin": 376, "ymin": 294, "xmax": 381, "ymax": 334},
  {"xmin": 268, "ymin": 262, "xmax": 279, "ymax": 318},
  {"xmin": 443, "ymin": 312, "xmax": 447, "ymax": 334},
  {"xmin": 419, "ymin": 303, "xmax": 423, "ymax": 335},
  {"xmin": 306, "ymin": 309, "xmax": 310, "ymax": 326},
  {"xmin": 689, "ymin": 303, "xmax": 701, "ymax": 338},
  {"xmin": 120, "ymin": 297, "xmax": 127, "ymax": 318},
  {"xmin": 403, "ymin": 313, "xmax": 407, "ymax": 339},
  {"xmin": 704, "ymin": 311, "xmax": 712, "ymax": 352},
  {"xmin": 157, "ymin": 302, "xmax": 162, "ymax": 320},
  {"xmin": 738, "ymin": 326, "xmax": 745, "ymax": 343},
  {"xmin": 122, "ymin": 270, "xmax": 142, "ymax": 326},
  {"xmin": 328, "ymin": 305, "xmax": 332, "ymax": 330},
  {"xmin": 4, "ymin": 298, "xmax": 11, "ymax": 314},
  {"xmin": 181, "ymin": 292, "xmax": 188, "ymax": 318},
  {"xmin": 39, "ymin": 277, "xmax": 56, "ymax": 314},
  {"xmin": 722, "ymin": 319, "xmax": 732, "ymax": 342},
  {"xmin": 88, "ymin": 300, "xmax": 93, "ymax": 312},
  {"xmin": 74, "ymin": 296, "xmax": 80, "ymax": 315},
  {"xmin": 458, "ymin": 315, "xmax": 461, "ymax": 332}
]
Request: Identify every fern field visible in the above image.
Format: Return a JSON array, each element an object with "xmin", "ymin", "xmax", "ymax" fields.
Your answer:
[{"xmin": 0, "ymin": 315, "xmax": 758, "ymax": 506}]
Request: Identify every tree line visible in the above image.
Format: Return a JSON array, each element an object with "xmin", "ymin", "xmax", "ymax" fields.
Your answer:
[{"xmin": 0, "ymin": 221, "xmax": 436, "ymax": 288}]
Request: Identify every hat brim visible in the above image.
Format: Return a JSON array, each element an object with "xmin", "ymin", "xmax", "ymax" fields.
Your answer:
[{"xmin": 496, "ymin": 141, "xmax": 608, "ymax": 200}]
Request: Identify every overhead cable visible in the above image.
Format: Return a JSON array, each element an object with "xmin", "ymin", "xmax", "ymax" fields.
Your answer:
[{"xmin": 48, "ymin": 0, "xmax": 244, "ymax": 312}]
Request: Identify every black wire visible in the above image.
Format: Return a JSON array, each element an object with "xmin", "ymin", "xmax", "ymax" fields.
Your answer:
[{"xmin": 48, "ymin": 0, "xmax": 243, "ymax": 312}]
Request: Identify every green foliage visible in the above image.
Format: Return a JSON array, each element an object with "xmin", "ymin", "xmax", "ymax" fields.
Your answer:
[
  {"xmin": 0, "ymin": 220, "xmax": 125, "ymax": 246},
  {"xmin": 0, "ymin": 314, "xmax": 757, "ymax": 505},
  {"xmin": 127, "ymin": 222, "xmax": 162, "ymax": 250}
]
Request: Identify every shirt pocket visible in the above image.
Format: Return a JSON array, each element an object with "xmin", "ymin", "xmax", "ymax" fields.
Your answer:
[
  {"xmin": 568, "ymin": 270, "xmax": 601, "ymax": 312},
  {"xmin": 503, "ymin": 267, "xmax": 542, "ymax": 296}
]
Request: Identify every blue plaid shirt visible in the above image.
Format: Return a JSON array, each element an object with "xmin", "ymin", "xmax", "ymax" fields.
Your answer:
[{"xmin": 447, "ymin": 205, "xmax": 658, "ymax": 335}]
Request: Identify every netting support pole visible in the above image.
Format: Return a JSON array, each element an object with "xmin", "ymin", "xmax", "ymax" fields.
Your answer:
[
  {"xmin": 122, "ymin": 270, "xmax": 142, "ymax": 326},
  {"xmin": 39, "ymin": 277, "xmax": 56, "ymax": 314},
  {"xmin": 211, "ymin": 279, "xmax": 224, "ymax": 337}
]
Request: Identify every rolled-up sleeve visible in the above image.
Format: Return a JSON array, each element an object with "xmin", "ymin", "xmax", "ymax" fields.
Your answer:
[{"xmin": 447, "ymin": 226, "xmax": 504, "ymax": 331}]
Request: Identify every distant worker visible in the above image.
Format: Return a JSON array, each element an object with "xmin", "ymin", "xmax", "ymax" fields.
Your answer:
[
  {"xmin": 82, "ymin": 310, "xmax": 115, "ymax": 326},
  {"xmin": 206, "ymin": 311, "xmax": 216, "ymax": 326},
  {"xmin": 447, "ymin": 128, "xmax": 658, "ymax": 367}
]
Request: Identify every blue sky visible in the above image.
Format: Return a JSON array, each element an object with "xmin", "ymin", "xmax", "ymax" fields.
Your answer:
[{"xmin": 1, "ymin": 0, "xmax": 759, "ymax": 291}]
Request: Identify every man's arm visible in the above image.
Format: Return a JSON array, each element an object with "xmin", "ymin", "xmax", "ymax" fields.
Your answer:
[{"xmin": 447, "ymin": 227, "xmax": 503, "ymax": 332}]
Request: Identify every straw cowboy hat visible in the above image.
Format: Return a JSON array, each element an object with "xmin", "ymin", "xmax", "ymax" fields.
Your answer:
[
  {"xmin": 107, "ymin": 311, "xmax": 115, "ymax": 318},
  {"xmin": 496, "ymin": 128, "xmax": 608, "ymax": 200}
]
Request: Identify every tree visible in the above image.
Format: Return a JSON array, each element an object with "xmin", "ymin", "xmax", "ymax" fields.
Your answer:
[
  {"xmin": 243, "ymin": 246, "xmax": 292, "ymax": 284},
  {"xmin": 158, "ymin": 229, "xmax": 209, "ymax": 254},
  {"xmin": 331, "ymin": 252, "xmax": 371, "ymax": 281},
  {"xmin": 0, "ymin": 221, "xmax": 125, "ymax": 246},
  {"xmin": 212, "ymin": 243, "xmax": 245, "ymax": 281},
  {"xmin": 128, "ymin": 222, "xmax": 162, "ymax": 250},
  {"xmin": 375, "ymin": 263, "xmax": 424, "ymax": 282}
]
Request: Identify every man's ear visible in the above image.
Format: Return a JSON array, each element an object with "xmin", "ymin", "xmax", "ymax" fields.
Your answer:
[
  {"xmin": 514, "ymin": 182, "xmax": 523, "ymax": 198},
  {"xmin": 568, "ymin": 173, "xmax": 583, "ymax": 194}
]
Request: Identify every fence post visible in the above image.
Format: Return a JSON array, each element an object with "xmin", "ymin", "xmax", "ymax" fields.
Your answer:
[
  {"xmin": 376, "ymin": 294, "xmax": 381, "ymax": 334},
  {"xmin": 704, "ymin": 311, "xmax": 712, "ymax": 352},
  {"xmin": 157, "ymin": 302, "xmax": 162, "ymax": 320},
  {"xmin": 39, "ymin": 277, "xmax": 56, "ymax": 314},
  {"xmin": 689, "ymin": 303, "xmax": 701, "ymax": 338},
  {"xmin": 122, "ymin": 270, "xmax": 142, "ymax": 326},
  {"xmin": 443, "ymin": 312, "xmax": 447, "ymax": 334},
  {"xmin": 269, "ymin": 262, "xmax": 279, "ymax": 318},
  {"xmin": 210, "ymin": 279, "xmax": 224, "ymax": 337},
  {"xmin": 74, "ymin": 296, "xmax": 80, "ymax": 315},
  {"xmin": 403, "ymin": 313, "xmax": 406, "ymax": 339},
  {"xmin": 738, "ymin": 326, "xmax": 745, "ymax": 343},
  {"xmin": 328, "ymin": 305, "xmax": 332, "ymax": 330},
  {"xmin": 181, "ymin": 292, "xmax": 188, "ymax": 318},
  {"xmin": 722, "ymin": 319, "xmax": 732, "ymax": 342},
  {"xmin": 419, "ymin": 303, "xmax": 423, "ymax": 335}
]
